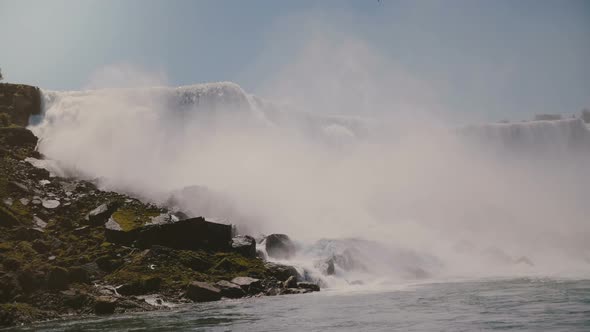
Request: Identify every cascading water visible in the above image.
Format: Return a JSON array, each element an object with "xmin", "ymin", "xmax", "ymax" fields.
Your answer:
[{"xmin": 28, "ymin": 82, "xmax": 590, "ymax": 289}]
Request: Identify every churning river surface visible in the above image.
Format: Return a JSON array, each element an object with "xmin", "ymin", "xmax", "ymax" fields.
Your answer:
[{"xmin": 6, "ymin": 278, "xmax": 590, "ymax": 332}]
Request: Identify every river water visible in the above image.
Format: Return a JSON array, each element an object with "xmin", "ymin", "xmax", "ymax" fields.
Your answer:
[{"xmin": 6, "ymin": 277, "xmax": 590, "ymax": 331}]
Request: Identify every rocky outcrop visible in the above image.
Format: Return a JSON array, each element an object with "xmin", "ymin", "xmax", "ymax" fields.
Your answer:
[
  {"xmin": 0, "ymin": 84, "xmax": 41, "ymax": 127},
  {"xmin": 265, "ymin": 234, "xmax": 296, "ymax": 259},
  {"xmin": 0, "ymin": 87, "xmax": 319, "ymax": 327}
]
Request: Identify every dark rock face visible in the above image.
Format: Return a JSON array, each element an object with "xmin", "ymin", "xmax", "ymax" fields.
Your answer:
[
  {"xmin": 215, "ymin": 280, "xmax": 245, "ymax": 299},
  {"xmin": 186, "ymin": 281, "xmax": 222, "ymax": 302},
  {"xmin": 85, "ymin": 202, "xmax": 119, "ymax": 226},
  {"xmin": 231, "ymin": 235, "xmax": 256, "ymax": 258},
  {"xmin": 0, "ymin": 84, "xmax": 41, "ymax": 127},
  {"xmin": 265, "ymin": 234, "xmax": 296, "ymax": 259},
  {"xmin": 94, "ymin": 296, "xmax": 116, "ymax": 315}
]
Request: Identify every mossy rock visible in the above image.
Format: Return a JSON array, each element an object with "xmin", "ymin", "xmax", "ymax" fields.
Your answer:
[{"xmin": 110, "ymin": 207, "xmax": 161, "ymax": 232}]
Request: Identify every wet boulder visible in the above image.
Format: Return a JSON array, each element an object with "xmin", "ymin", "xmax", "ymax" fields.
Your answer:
[
  {"xmin": 265, "ymin": 262, "xmax": 300, "ymax": 282},
  {"xmin": 186, "ymin": 281, "xmax": 222, "ymax": 302},
  {"xmin": 231, "ymin": 235, "xmax": 256, "ymax": 258},
  {"xmin": 215, "ymin": 280, "xmax": 246, "ymax": 299},
  {"xmin": 265, "ymin": 234, "xmax": 296, "ymax": 259}
]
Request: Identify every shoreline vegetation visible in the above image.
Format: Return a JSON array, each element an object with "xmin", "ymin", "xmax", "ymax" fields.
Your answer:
[{"xmin": 0, "ymin": 83, "xmax": 318, "ymax": 327}]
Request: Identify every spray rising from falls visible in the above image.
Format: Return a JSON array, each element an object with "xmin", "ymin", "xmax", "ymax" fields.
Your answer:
[{"xmin": 29, "ymin": 82, "xmax": 590, "ymax": 288}]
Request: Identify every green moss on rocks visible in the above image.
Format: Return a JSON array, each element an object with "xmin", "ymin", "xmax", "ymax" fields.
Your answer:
[{"xmin": 111, "ymin": 207, "xmax": 161, "ymax": 232}]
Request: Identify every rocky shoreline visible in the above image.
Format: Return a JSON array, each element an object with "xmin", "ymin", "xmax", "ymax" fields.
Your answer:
[{"xmin": 0, "ymin": 83, "xmax": 319, "ymax": 327}]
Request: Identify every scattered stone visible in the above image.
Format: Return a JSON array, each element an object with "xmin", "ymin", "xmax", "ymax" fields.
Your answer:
[
  {"xmin": 3, "ymin": 198, "xmax": 13, "ymax": 206},
  {"xmin": 265, "ymin": 234, "xmax": 296, "ymax": 259},
  {"xmin": 38, "ymin": 180, "xmax": 50, "ymax": 186},
  {"xmin": 32, "ymin": 216, "xmax": 47, "ymax": 229},
  {"xmin": 231, "ymin": 235, "xmax": 256, "ymax": 258},
  {"xmin": 19, "ymin": 198, "xmax": 29, "ymax": 206},
  {"xmin": 185, "ymin": 281, "xmax": 222, "ymax": 302},
  {"xmin": 41, "ymin": 199, "xmax": 60, "ymax": 209}
]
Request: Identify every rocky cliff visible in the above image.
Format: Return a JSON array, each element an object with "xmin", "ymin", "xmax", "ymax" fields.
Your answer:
[{"xmin": 0, "ymin": 84, "xmax": 318, "ymax": 327}]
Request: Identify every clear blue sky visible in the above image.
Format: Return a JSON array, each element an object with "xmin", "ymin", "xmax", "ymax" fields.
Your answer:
[{"xmin": 1, "ymin": 0, "xmax": 588, "ymax": 119}]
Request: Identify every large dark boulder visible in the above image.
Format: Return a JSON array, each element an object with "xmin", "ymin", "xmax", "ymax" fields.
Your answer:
[
  {"xmin": 186, "ymin": 281, "xmax": 222, "ymax": 302},
  {"xmin": 265, "ymin": 234, "xmax": 296, "ymax": 259},
  {"xmin": 231, "ymin": 235, "xmax": 256, "ymax": 258},
  {"xmin": 105, "ymin": 216, "xmax": 232, "ymax": 251},
  {"xmin": 136, "ymin": 217, "xmax": 232, "ymax": 251}
]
